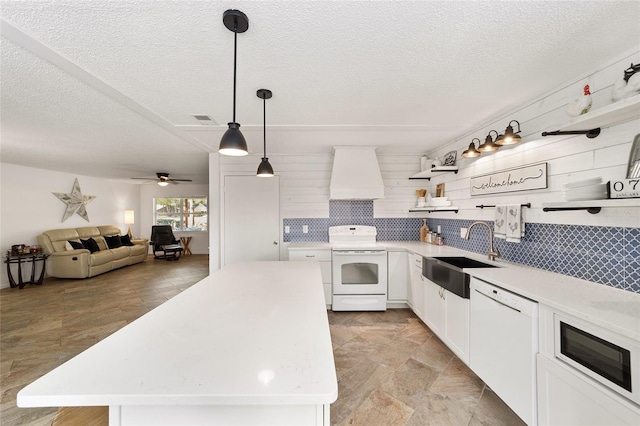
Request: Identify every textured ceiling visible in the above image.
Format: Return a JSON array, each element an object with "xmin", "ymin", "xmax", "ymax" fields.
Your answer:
[{"xmin": 1, "ymin": 0, "xmax": 639, "ymax": 183}]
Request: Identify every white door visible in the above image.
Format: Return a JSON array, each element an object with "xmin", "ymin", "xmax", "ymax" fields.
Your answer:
[{"xmin": 223, "ymin": 175, "xmax": 280, "ymax": 265}]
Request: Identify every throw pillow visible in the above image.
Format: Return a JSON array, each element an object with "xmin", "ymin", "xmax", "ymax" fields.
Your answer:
[
  {"xmin": 80, "ymin": 238, "xmax": 100, "ymax": 253},
  {"xmin": 105, "ymin": 235, "xmax": 123, "ymax": 249},
  {"xmin": 67, "ymin": 240, "xmax": 84, "ymax": 250},
  {"xmin": 119, "ymin": 235, "xmax": 134, "ymax": 246}
]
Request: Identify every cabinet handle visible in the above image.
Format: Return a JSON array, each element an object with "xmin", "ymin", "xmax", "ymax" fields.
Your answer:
[{"xmin": 305, "ymin": 255, "xmax": 315, "ymax": 258}]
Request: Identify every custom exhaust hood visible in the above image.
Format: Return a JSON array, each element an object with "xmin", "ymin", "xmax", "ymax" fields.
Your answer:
[{"xmin": 329, "ymin": 146, "xmax": 385, "ymax": 200}]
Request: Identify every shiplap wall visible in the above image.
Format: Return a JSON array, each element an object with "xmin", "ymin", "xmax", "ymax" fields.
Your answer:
[
  {"xmin": 213, "ymin": 48, "xmax": 640, "ymax": 241},
  {"xmin": 424, "ymin": 50, "xmax": 640, "ymax": 228}
]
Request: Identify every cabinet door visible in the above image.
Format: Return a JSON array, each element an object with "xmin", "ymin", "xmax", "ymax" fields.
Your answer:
[
  {"xmin": 424, "ymin": 279, "xmax": 444, "ymax": 336},
  {"xmin": 537, "ymin": 354, "xmax": 640, "ymax": 425},
  {"xmin": 444, "ymin": 290, "xmax": 469, "ymax": 365},
  {"xmin": 289, "ymin": 249, "xmax": 332, "ymax": 305},
  {"xmin": 408, "ymin": 253, "xmax": 422, "ymax": 311},
  {"xmin": 387, "ymin": 251, "xmax": 408, "ymax": 302}
]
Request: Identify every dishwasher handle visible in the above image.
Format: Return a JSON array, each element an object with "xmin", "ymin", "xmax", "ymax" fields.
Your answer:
[{"xmin": 474, "ymin": 289, "xmax": 522, "ymax": 313}]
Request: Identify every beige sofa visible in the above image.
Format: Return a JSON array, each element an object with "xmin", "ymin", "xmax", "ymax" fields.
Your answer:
[{"xmin": 37, "ymin": 225, "xmax": 149, "ymax": 279}]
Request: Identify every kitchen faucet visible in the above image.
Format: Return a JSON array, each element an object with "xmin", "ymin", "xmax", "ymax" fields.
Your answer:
[{"xmin": 464, "ymin": 221, "xmax": 500, "ymax": 261}]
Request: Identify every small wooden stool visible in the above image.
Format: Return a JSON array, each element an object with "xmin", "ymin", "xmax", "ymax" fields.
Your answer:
[
  {"xmin": 52, "ymin": 406, "xmax": 108, "ymax": 425},
  {"xmin": 180, "ymin": 236, "xmax": 193, "ymax": 255}
]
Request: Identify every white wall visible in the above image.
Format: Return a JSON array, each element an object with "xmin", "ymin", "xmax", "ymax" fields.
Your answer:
[
  {"xmin": 0, "ymin": 163, "xmax": 140, "ymax": 288},
  {"xmin": 209, "ymin": 50, "xmax": 640, "ymax": 268},
  {"xmin": 424, "ymin": 50, "xmax": 640, "ymax": 227}
]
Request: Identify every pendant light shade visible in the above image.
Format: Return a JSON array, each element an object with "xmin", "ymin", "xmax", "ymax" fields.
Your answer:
[
  {"xmin": 256, "ymin": 89, "xmax": 274, "ymax": 177},
  {"xmin": 496, "ymin": 120, "xmax": 522, "ymax": 146},
  {"xmin": 478, "ymin": 130, "xmax": 500, "ymax": 152},
  {"xmin": 219, "ymin": 123, "xmax": 248, "ymax": 156},
  {"xmin": 257, "ymin": 158, "xmax": 274, "ymax": 176},
  {"xmin": 219, "ymin": 10, "xmax": 249, "ymax": 156},
  {"xmin": 462, "ymin": 138, "xmax": 481, "ymax": 158}
]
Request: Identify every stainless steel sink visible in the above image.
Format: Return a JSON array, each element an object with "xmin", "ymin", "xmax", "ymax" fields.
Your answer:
[{"xmin": 422, "ymin": 256, "xmax": 498, "ymax": 299}]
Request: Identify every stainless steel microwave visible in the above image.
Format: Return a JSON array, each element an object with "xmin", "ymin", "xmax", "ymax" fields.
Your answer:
[{"xmin": 554, "ymin": 314, "xmax": 640, "ymax": 405}]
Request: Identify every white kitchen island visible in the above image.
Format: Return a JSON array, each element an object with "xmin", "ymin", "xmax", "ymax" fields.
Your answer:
[{"xmin": 17, "ymin": 261, "xmax": 338, "ymax": 425}]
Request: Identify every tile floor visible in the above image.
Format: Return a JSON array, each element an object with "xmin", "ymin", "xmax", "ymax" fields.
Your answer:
[
  {"xmin": 1, "ymin": 255, "xmax": 523, "ymax": 425},
  {"xmin": 328, "ymin": 310, "xmax": 524, "ymax": 426}
]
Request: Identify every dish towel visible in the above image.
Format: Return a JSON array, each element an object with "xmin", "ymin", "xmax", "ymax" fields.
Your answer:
[
  {"xmin": 506, "ymin": 204, "xmax": 525, "ymax": 243},
  {"xmin": 494, "ymin": 205, "xmax": 507, "ymax": 240}
]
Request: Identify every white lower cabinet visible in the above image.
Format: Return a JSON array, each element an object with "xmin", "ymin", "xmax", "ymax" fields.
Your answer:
[
  {"xmin": 408, "ymin": 253, "xmax": 425, "ymax": 320},
  {"xmin": 387, "ymin": 251, "xmax": 408, "ymax": 302},
  {"xmin": 537, "ymin": 354, "xmax": 640, "ymax": 425},
  {"xmin": 423, "ymin": 277, "xmax": 469, "ymax": 365},
  {"xmin": 288, "ymin": 249, "xmax": 332, "ymax": 306}
]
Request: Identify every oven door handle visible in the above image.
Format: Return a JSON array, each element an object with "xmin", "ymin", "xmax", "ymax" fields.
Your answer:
[{"xmin": 333, "ymin": 251, "xmax": 386, "ymax": 256}]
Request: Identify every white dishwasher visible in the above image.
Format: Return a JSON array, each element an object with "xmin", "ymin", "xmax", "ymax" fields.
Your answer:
[{"xmin": 470, "ymin": 277, "xmax": 538, "ymax": 426}]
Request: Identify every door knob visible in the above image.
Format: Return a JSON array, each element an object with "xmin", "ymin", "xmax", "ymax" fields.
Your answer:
[{"xmin": 273, "ymin": 241, "xmax": 278, "ymax": 245}]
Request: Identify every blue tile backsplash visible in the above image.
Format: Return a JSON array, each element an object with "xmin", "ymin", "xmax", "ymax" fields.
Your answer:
[{"xmin": 284, "ymin": 200, "xmax": 640, "ymax": 293}]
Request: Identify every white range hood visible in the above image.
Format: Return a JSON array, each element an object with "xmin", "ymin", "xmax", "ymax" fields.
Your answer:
[{"xmin": 329, "ymin": 146, "xmax": 385, "ymax": 200}]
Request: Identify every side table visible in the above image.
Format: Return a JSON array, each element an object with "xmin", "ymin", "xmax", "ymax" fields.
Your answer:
[
  {"xmin": 179, "ymin": 237, "xmax": 193, "ymax": 255},
  {"xmin": 4, "ymin": 252, "xmax": 50, "ymax": 289}
]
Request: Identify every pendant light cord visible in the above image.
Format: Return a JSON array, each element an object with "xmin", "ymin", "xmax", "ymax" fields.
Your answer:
[
  {"xmin": 232, "ymin": 26, "xmax": 238, "ymax": 123},
  {"xmin": 263, "ymin": 96, "xmax": 267, "ymax": 157}
]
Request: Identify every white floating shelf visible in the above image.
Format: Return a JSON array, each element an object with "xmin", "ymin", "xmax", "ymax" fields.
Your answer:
[
  {"xmin": 553, "ymin": 94, "xmax": 640, "ymax": 132},
  {"xmin": 409, "ymin": 166, "xmax": 459, "ymax": 179},
  {"xmin": 409, "ymin": 206, "xmax": 459, "ymax": 213}
]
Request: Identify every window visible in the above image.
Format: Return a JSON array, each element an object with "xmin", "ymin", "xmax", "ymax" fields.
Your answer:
[{"xmin": 154, "ymin": 197, "xmax": 207, "ymax": 231}]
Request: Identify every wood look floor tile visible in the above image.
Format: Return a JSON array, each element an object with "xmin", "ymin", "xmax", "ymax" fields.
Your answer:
[
  {"xmin": 0, "ymin": 255, "xmax": 209, "ymax": 426},
  {"xmin": 3, "ymin": 262, "xmax": 522, "ymax": 426}
]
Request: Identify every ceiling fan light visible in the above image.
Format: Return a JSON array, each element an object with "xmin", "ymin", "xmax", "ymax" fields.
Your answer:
[
  {"xmin": 257, "ymin": 158, "xmax": 274, "ymax": 177},
  {"xmin": 219, "ymin": 122, "xmax": 248, "ymax": 156},
  {"xmin": 157, "ymin": 181, "xmax": 169, "ymax": 187}
]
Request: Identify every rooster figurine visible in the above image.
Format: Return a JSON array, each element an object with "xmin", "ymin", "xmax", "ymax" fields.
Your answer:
[{"xmin": 567, "ymin": 84, "xmax": 593, "ymax": 117}]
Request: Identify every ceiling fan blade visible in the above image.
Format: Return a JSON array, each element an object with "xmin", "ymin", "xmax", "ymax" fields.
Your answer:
[
  {"xmin": 168, "ymin": 178, "xmax": 193, "ymax": 182},
  {"xmin": 131, "ymin": 177, "xmax": 157, "ymax": 180}
]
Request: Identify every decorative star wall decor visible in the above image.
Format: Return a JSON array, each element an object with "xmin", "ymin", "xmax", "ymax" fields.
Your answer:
[{"xmin": 53, "ymin": 178, "xmax": 96, "ymax": 222}]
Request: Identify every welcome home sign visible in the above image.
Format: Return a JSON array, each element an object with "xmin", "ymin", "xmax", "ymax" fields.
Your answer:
[{"xmin": 471, "ymin": 162, "xmax": 548, "ymax": 196}]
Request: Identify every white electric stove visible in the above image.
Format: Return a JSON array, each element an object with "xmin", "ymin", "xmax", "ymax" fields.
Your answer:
[{"xmin": 329, "ymin": 225, "xmax": 387, "ymax": 311}]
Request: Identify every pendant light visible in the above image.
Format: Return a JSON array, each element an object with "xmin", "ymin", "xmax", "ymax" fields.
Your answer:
[
  {"xmin": 462, "ymin": 138, "xmax": 482, "ymax": 158},
  {"xmin": 256, "ymin": 89, "xmax": 274, "ymax": 177},
  {"xmin": 478, "ymin": 130, "xmax": 500, "ymax": 152},
  {"xmin": 219, "ymin": 10, "xmax": 249, "ymax": 156},
  {"xmin": 495, "ymin": 120, "xmax": 522, "ymax": 146}
]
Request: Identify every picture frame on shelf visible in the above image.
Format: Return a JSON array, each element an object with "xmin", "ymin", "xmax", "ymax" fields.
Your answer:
[
  {"xmin": 436, "ymin": 183, "xmax": 445, "ymax": 197},
  {"xmin": 442, "ymin": 150, "xmax": 457, "ymax": 166}
]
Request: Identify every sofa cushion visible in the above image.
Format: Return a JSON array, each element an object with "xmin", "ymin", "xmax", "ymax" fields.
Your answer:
[
  {"xmin": 109, "ymin": 246, "xmax": 130, "ymax": 260},
  {"xmin": 81, "ymin": 238, "xmax": 100, "ymax": 253},
  {"xmin": 119, "ymin": 235, "xmax": 134, "ymax": 246},
  {"xmin": 67, "ymin": 240, "xmax": 84, "ymax": 250},
  {"xmin": 105, "ymin": 235, "xmax": 123, "ymax": 249},
  {"xmin": 76, "ymin": 227, "xmax": 101, "ymax": 239},
  {"xmin": 89, "ymin": 249, "xmax": 114, "ymax": 267}
]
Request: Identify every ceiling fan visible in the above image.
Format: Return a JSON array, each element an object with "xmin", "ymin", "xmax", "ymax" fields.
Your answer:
[{"xmin": 131, "ymin": 172, "xmax": 192, "ymax": 186}]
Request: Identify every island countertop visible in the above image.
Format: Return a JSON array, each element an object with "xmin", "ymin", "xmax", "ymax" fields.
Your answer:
[{"xmin": 18, "ymin": 261, "xmax": 338, "ymax": 409}]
